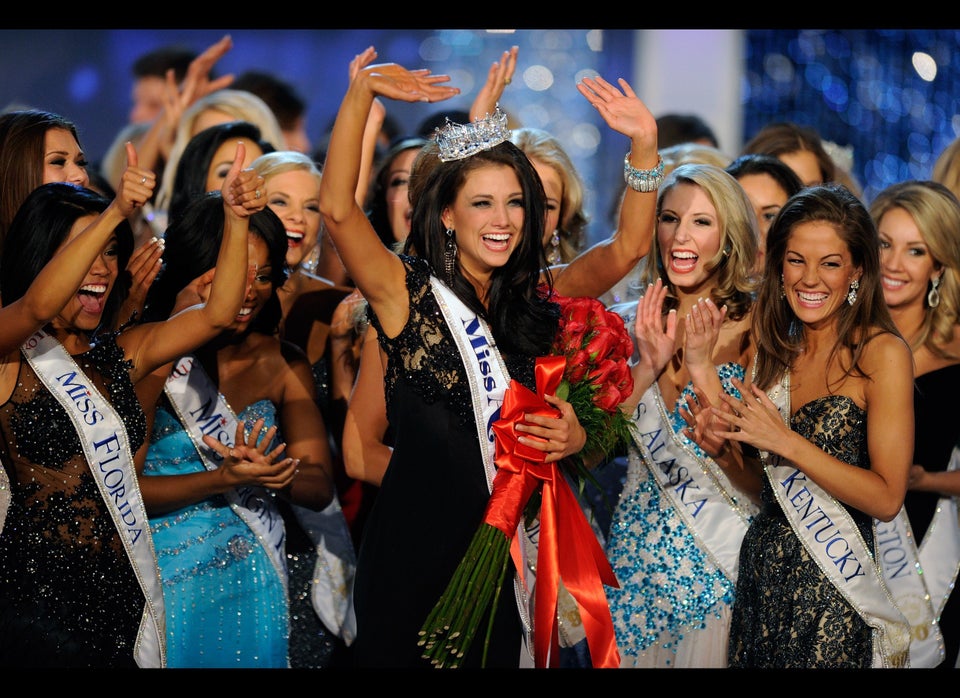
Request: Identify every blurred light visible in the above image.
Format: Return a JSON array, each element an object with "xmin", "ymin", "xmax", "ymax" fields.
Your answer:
[
  {"xmin": 912, "ymin": 51, "xmax": 937, "ymax": 81},
  {"xmin": 523, "ymin": 64, "xmax": 554, "ymax": 92},
  {"xmin": 587, "ymin": 30, "xmax": 603, "ymax": 51},
  {"xmin": 69, "ymin": 66, "xmax": 100, "ymax": 103}
]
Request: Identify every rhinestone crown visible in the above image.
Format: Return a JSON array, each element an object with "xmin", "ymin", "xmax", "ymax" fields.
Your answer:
[{"xmin": 435, "ymin": 105, "xmax": 510, "ymax": 162}]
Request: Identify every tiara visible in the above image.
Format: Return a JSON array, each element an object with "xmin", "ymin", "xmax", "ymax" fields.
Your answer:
[{"xmin": 435, "ymin": 105, "xmax": 510, "ymax": 162}]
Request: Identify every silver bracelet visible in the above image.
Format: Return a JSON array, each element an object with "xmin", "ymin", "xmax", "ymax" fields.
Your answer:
[{"xmin": 623, "ymin": 152, "xmax": 664, "ymax": 193}]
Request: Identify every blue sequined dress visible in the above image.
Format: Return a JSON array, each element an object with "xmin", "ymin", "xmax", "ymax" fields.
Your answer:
[
  {"xmin": 604, "ymin": 363, "xmax": 755, "ymax": 667},
  {"xmin": 144, "ymin": 397, "xmax": 289, "ymax": 668}
]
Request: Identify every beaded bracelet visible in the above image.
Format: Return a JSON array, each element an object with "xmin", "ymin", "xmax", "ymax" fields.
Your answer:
[{"xmin": 623, "ymin": 152, "xmax": 665, "ymax": 193}]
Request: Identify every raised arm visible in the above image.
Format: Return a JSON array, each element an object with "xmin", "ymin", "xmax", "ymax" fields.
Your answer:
[
  {"xmin": 469, "ymin": 46, "xmax": 518, "ymax": 121},
  {"xmin": 123, "ymin": 141, "xmax": 262, "ymax": 381},
  {"xmin": 318, "ymin": 55, "xmax": 458, "ymax": 337},
  {"xmin": 0, "ymin": 141, "xmax": 153, "ymax": 355},
  {"xmin": 553, "ymin": 76, "xmax": 659, "ymax": 298}
]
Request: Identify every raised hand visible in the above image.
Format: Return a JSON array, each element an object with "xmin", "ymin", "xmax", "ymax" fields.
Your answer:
[
  {"xmin": 470, "ymin": 45, "xmax": 518, "ymax": 121},
  {"xmin": 155, "ymin": 35, "xmax": 234, "ymax": 160},
  {"xmin": 221, "ymin": 141, "xmax": 265, "ymax": 219},
  {"xmin": 349, "ymin": 46, "xmax": 378, "ymax": 81},
  {"xmin": 358, "ymin": 62, "xmax": 460, "ymax": 104},
  {"xmin": 632, "ymin": 280, "xmax": 678, "ymax": 389},
  {"xmin": 202, "ymin": 417, "xmax": 300, "ymax": 491},
  {"xmin": 576, "ymin": 75, "xmax": 656, "ymax": 142},
  {"xmin": 684, "ymin": 295, "xmax": 728, "ymax": 372},
  {"xmin": 116, "ymin": 140, "xmax": 156, "ymax": 216}
]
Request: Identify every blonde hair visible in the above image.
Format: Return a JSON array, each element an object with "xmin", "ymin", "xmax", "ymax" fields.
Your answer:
[
  {"xmin": 641, "ymin": 162, "xmax": 759, "ymax": 320},
  {"xmin": 100, "ymin": 121, "xmax": 152, "ymax": 194},
  {"xmin": 660, "ymin": 142, "xmax": 730, "ymax": 175},
  {"xmin": 252, "ymin": 150, "xmax": 321, "ymax": 186},
  {"xmin": 932, "ymin": 137, "xmax": 960, "ymax": 203},
  {"xmin": 509, "ymin": 127, "xmax": 587, "ymax": 262},
  {"xmin": 156, "ymin": 89, "xmax": 284, "ymax": 212},
  {"xmin": 869, "ymin": 180, "xmax": 960, "ymax": 359}
]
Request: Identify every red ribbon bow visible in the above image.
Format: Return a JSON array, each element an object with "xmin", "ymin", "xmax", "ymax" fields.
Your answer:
[{"xmin": 486, "ymin": 355, "xmax": 620, "ymax": 668}]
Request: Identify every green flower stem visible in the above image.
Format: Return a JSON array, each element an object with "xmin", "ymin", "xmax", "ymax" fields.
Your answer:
[{"xmin": 419, "ymin": 523, "xmax": 511, "ymax": 668}]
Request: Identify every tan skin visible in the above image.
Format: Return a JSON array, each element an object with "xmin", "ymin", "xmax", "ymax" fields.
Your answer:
[
  {"xmin": 331, "ymin": 54, "xmax": 660, "ymax": 483},
  {"xmin": 36, "ymin": 127, "xmax": 161, "ymax": 327},
  {"xmin": 1, "ymin": 141, "xmax": 263, "ymax": 476},
  {"xmin": 320, "ymin": 62, "xmax": 587, "ymax": 463},
  {"xmin": 878, "ymin": 205, "xmax": 960, "ymax": 498},
  {"xmin": 701, "ymin": 222, "xmax": 915, "ymax": 522},
  {"xmin": 135, "ymin": 234, "xmax": 334, "ymax": 515},
  {"xmin": 620, "ymin": 179, "xmax": 761, "ymax": 502}
]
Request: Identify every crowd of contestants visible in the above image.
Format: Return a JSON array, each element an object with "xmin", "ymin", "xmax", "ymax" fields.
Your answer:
[{"xmin": 0, "ymin": 34, "xmax": 959, "ymax": 670}]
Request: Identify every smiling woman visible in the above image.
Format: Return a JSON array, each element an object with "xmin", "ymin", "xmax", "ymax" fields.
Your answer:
[{"xmin": 0, "ymin": 140, "xmax": 262, "ymax": 668}]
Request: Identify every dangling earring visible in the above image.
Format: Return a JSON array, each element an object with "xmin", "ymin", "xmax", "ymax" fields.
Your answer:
[
  {"xmin": 444, "ymin": 228, "xmax": 458, "ymax": 284},
  {"xmin": 928, "ymin": 275, "xmax": 942, "ymax": 309},
  {"xmin": 846, "ymin": 278, "xmax": 859, "ymax": 306},
  {"xmin": 546, "ymin": 229, "xmax": 561, "ymax": 265},
  {"xmin": 780, "ymin": 273, "xmax": 786, "ymax": 299}
]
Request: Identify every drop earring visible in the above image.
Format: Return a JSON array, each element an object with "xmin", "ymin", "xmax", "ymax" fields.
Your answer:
[
  {"xmin": 546, "ymin": 229, "xmax": 561, "ymax": 265},
  {"xmin": 780, "ymin": 273, "xmax": 786, "ymax": 299},
  {"xmin": 444, "ymin": 228, "xmax": 458, "ymax": 285},
  {"xmin": 928, "ymin": 275, "xmax": 942, "ymax": 309},
  {"xmin": 846, "ymin": 278, "xmax": 859, "ymax": 306}
]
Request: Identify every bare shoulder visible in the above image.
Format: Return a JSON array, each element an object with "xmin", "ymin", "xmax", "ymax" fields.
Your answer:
[{"xmin": 862, "ymin": 328, "xmax": 913, "ymax": 374}]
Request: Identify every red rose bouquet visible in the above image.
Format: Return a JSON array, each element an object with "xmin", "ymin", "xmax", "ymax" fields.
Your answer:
[{"xmin": 418, "ymin": 292, "xmax": 635, "ymax": 668}]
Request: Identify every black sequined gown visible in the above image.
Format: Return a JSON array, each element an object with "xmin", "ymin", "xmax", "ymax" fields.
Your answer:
[
  {"xmin": 906, "ymin": 364, "xmax": 960, "ymax": 667},
  {"xmin": 729, "ymin": 395, "xmax": 874, "ymax": 668},
  {"xmin": 351, "ymin": 257, "xmax": 530, "ymax": 668},
  {"xmin": 0, "ymin": 334, "xmax": 147, "ymax": 667}
]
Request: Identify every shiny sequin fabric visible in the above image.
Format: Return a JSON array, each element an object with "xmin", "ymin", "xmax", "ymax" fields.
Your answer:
[
  {"xmin": 729, "ymin": 394, "xmax": 873, "ymax": 668},
  {"xmin": 0, "ymin": 334, "xmax": 146, "ymax": 667},
  {"xmin": 604, "ymin": 363, "xmax": 747, "ymax": 667},
  {"xmin": 145, "ymin": 398, "xmax": 289, "ymax": 668}
]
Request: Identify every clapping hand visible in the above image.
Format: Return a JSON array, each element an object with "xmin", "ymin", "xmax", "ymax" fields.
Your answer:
[{"xmin": 202, "ymin": 417, "xmax": 300, "ymax": 491}]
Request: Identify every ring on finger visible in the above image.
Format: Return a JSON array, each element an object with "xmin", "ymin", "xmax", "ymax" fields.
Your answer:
[
  {"xmin": 504, "ymin": 77, "xmax": 512, "ymax": 85},
  {"xmin": 255, "ymin": 189, "xmax": 261, "ymax": 199},
  {"xmin": 140, "ymin": 176, "xmax": 147, "ymax": 185}
]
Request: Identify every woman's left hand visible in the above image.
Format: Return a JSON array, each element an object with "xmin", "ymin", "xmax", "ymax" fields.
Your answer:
[
  {"xmin": 711, "ymin": 377, "xmax": 790, "ymax": 453},
  {"xmin": 470, "ymin": 46, "xmax": 518, "ymax": 121},
  {"xmin": 516, "ymin": 392, "xmax": 587, "ymax": 463}
]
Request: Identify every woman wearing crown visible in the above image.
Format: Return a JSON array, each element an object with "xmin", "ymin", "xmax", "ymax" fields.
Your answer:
[{"xmin": 319, "ymin": 51, "xmax": 661, "ymax": 667}]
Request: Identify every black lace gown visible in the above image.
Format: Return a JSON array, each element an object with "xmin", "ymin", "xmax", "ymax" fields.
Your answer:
[
  {"xmin": 351, "ymin": 257, "xmax": 529, "ymax": 668},
  {"xmin": 0, "ymin": 334, "xmax": 147, "ymax": 668},
  {"xmin": 729, "ymin": 395, "xmax": 873, "ymax": 668}
]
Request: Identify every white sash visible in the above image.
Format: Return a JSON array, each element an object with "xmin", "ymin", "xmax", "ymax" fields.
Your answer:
[
  {"xmin": 23, "ymin": 328, "xmax": 166, "ymax": 668},
  {"xmin": 0, "ymin": 456, "xmax": 8, "ymax": 538},
  {"xmin": 876, "ymin": 506, "xmax": 945, "ymax": 666},
  {"xmin": 163, "ymin": 355, "xmax": 288, "ymax": 587},
  {"xmin": 631, "ymin": 382, "xmax": 756, "ymax": 584},
  {"xmin": 430, "ymin": 277, "xmax": 534, "ymax": 656},
  {"xmin": 918, "ymin": 449, "xmax": 960, "ymax": 638},
  {"xmin": 290, "ymin": 497, "xmax": 357, "ymax": 645},
  {"xmin": 761, "ymin": 371, "xmax": 911, "ymax": 667}
]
